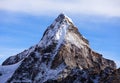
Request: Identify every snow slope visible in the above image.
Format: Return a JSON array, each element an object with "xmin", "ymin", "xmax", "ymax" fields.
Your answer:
[{"xmin": 0, "ymin": 61, "xmax": 22, "ymax": 83}]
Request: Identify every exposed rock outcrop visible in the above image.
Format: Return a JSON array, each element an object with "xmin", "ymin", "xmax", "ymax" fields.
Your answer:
[{"xmin": 0, "ymin": 13, "xmax": 118, "ymax": 83}]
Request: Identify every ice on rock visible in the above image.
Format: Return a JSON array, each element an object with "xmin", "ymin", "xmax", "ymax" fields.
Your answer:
[
  {"xmin": 38, "ymin": 13, "xmax": 71, "ymax": 49},
  {"xmin": 1, "ymin": 14, "xmax": 115, "ymax": 83},
  {"xmin": 34, "ymin": 14, "xmax": 73, "ymax": 82}
]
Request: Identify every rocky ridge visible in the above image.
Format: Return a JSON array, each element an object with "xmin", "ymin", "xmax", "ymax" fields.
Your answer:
[{"xmin": 0, "ymin": 13, "xmax": 119, "ymax": 83}]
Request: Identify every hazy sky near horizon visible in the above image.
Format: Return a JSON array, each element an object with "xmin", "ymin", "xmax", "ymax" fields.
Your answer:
[{"xmin": 0, "ymin": 0, "xmax": 120, "ymax": 67}]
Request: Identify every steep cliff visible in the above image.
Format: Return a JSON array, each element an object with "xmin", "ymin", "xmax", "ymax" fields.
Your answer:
[{"xmin": 0, "ymin": 14, "xmax": 118, "ymax": 83}]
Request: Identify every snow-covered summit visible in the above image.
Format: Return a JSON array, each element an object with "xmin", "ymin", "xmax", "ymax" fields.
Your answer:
[
  {"xmin": 38, "ymin": 13, "xmax": 71, "ymax": 48},
  {"xmin": 38, "ymin": 13, "xmax": 89, "ymax": 51},
  {"xmin": 0, "ymin": 14, "xmax": 117, "ymax": 83}
]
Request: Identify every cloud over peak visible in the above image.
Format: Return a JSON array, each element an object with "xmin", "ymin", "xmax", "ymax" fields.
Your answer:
[{"xmin": 0, "ymin": 0, "xmax": 120, "ymax": 17}]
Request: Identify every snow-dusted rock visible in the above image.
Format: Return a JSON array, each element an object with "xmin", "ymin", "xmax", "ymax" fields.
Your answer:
[{"xmin": 0, "ymin": 13, "xmax": 118, "ymax": 83}]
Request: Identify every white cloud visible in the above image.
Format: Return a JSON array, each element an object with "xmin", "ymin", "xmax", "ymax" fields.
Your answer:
[{"xmin": 0, "ymin": 0, "xmax": 120, "ymax": 17}]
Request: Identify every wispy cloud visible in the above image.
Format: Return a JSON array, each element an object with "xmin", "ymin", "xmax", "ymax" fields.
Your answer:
[{"xmin": 0, "ymin": 0, "xmax": 120, "ymax": 17}]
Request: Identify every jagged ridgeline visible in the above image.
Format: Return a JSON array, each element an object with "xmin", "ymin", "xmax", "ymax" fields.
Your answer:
[{"xmin": 0, "ymin": 14, "xmax": 119, "ymax": 83}]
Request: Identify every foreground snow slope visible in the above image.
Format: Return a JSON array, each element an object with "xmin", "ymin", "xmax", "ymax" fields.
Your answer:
[{"xmin": 0, "ymin": 61, "xmax": 21, "ymax": 83}]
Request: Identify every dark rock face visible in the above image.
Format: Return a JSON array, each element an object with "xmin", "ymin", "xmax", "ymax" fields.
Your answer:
[
  {"xmin": 44, "ymin": 68, "xmax": 120, "ymax": 83},
  {"xmin": 1, "ymin": 14, "xmax": 119, "ymax": 83},
  {"xmin": 0, "ymin": 72, "xmax": 2, "ymax": 76},
  {"xmin": 7, "ymin": 52, "xmax": 42, "ymax": 82},
  {"xmin": 51, "ymin": 43, "xmax": 116, "ymax": 70}
]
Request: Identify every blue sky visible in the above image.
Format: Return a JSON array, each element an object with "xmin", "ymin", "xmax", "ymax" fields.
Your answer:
[{"xmin": 0, "ymin": 0, "xmax": 120, "ymax": 67}]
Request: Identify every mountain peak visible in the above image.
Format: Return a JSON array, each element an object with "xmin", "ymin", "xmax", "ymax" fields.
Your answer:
[
  {"xmin": 58, "ymin": 13, "xmax": 66, "ymax": 19},
  {"xmin": 38, "ymin": 14, "xmax": 74, "ymax": 49},
  {"xmin": 38, "ymin": 14, "xmax": 89, "ymax": 55},
  {"xmin": 0, "ymin": 14, "xmax": 118, "ymax": 83},
  {"xmin": 56, "ymin": 13, "xmax": 73, "ymax": 23}
]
